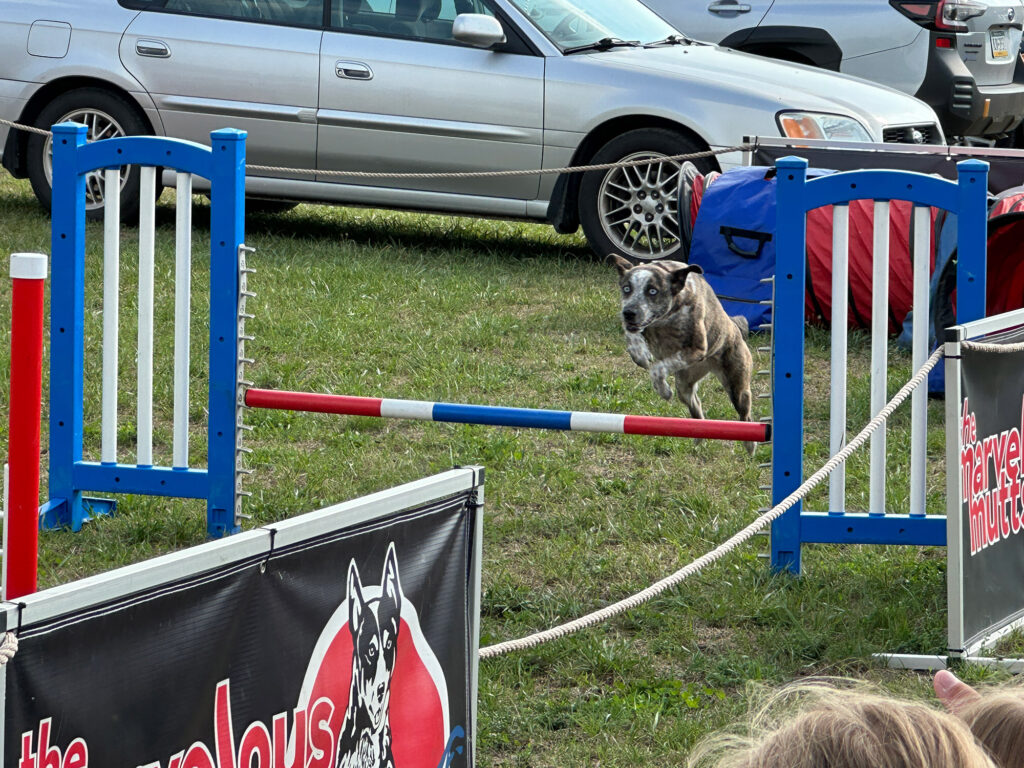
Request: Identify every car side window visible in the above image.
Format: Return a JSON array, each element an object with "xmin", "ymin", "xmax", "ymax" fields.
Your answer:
[
  {"xmin": 333, "ymin": 0, "xmax": 496, "ymax": 43},
  {"xmin": 120, "ymin": 0, "xmax": 325, "ymax": 27}
]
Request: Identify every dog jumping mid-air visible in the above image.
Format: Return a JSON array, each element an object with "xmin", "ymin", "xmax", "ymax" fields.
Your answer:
[
  {"xmin": 337, "ymin": 545, "xmax": 403, "ymax": 768},
  {"xmin": 609, "ymin": 255, "xmax": 755, "ymax": 454}
]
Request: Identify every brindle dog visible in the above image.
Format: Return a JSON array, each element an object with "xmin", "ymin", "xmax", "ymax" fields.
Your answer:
[{"xmin": 609, "ymin": 255, "xmax": 755, "ymax": 454}]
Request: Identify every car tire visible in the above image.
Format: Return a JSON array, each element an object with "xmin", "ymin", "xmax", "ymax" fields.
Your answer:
[
  {"xmin": 27, "ymin": 88, "xmax": 153, "ymax": 221},
  {"xmin": 578, "ymin": 128, "xmax": 713, "ymax": 263}
]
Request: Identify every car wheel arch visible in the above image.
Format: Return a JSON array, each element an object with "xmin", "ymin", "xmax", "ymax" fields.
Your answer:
[
  {"xmin": 545, "ymin": 116, "xmax": 714, "ymax": 235},
  {"xmin": 723, "ymin": 26, "xmax": 843, "ymax": 71},
  {"xmin": 3, "ymin": 76, "xmax": 157, "ymax": 178}
]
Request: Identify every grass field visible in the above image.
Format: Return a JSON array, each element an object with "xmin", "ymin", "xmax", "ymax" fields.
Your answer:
[{"xmin": 1, "ymin": 171, "xmax": 1020, "ymax": 766}]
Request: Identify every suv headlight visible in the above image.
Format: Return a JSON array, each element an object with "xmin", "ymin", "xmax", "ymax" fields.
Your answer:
[{"xmin": 777, "ymin": 112, "xmax": 873, "ymax": 142}]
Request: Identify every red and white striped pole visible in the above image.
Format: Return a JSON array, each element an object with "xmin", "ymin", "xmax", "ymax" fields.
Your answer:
[{"xmin": 6, "ymin": 253, "xmax": 47, "ymax": 600}]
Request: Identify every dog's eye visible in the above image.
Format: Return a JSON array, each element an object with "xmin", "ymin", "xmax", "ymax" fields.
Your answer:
[
  {"xmin": 622, "ymin": 285, "xmax": 631, "ymax": 295},
  {"xmin": 647, "ymin": 287, "xmax": 658, "ymax": 296}
]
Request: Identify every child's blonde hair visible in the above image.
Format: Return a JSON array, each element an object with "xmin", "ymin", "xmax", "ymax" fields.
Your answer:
[
  {"xmin": 960, "ymin": 688, "xmax": 1024, "ymax": 768},
  {"xmin": 688, "ymin": 680, "xmax": 994, "ymax": 768}
]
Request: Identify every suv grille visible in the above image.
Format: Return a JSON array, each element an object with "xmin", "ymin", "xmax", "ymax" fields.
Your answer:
[{"xmin": 882, "ymin": 125, "xmax": 939, "ymax": 144}]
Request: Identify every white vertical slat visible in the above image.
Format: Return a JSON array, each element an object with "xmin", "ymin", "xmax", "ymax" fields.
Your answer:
[
  {"xmin": 137, "ymin": 166, "xmax": 156, "ymax": 466},
  {"xmin": 101, "ymin": 168, "xmax": 121, "ymax": 464},
  {"xmin": 910, "ymin": 206, "xmax": 931, "ymax": 516},
  {"xmin": 829, "ymin": 205, "xmax": 850, "ymax": 513},
  {"xmin": 172, "ymin": 173, "xmax": 193, "ymax": 469},
  {"xmin": 869, "ymin": 201, "xmax": 890, "ymax": 515}
]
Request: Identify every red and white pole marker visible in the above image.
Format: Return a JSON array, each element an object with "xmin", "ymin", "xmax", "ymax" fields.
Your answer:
[{"xmin": 6, "ymin": 253, "xmax": 47, "ymax": 600}]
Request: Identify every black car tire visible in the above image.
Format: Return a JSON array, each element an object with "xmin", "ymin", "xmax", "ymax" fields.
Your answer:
[
  {"xmin": 579, "ymin": 128, "xmax": 712, "ymax": 263},
  {"xmin": 27, "ymin": 88, "xmax": 153, "ymax": 221}
]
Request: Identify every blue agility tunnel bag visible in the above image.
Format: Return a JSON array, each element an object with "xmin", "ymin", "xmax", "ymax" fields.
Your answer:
[{"xmin": 687, "ymin": 165, "xmax": 833, "ymax": 329}]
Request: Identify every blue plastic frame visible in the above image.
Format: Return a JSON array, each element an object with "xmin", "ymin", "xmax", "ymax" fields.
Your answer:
[
  {"xmin": 771, "ymin": 156, "xmax": 988, "ymax": 574},
  {"xmin": 43, "ymin": 124, "xmax": 245, "ymax": 538}
]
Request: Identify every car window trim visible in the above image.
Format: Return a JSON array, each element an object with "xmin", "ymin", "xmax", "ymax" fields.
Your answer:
[
  {"xmin": 117, "ymin": 0, "xmax": 328, "ymax": 31},
  {"xmin": 324, "ymin": 0, "xmax": 541, "ymax": 56}
]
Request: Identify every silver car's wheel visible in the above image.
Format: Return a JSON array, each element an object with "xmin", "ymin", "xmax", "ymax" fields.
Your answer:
[
  {"xmin": 579, "ymin": 128, "xmax": 708, "ymax": 263},
  {"xmin": 42, "ymin": 108, "xmax": 129, "ymax": 211},
  {"xmin": 597, "ymin": 151, "xmax": 682, "ymax": 260},
  {"xmin": 27, "ymin": 87, "xmax": 151, "ymax": 220}
]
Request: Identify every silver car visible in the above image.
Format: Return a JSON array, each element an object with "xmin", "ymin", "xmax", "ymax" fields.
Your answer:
[{"xmin": 1, "ymin": 0, "xmax": 943, "ymax": 261}]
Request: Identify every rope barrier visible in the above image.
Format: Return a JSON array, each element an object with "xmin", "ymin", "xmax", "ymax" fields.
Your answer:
[
  {"xmin": 960, "ymin": 339, "xmax": 1024, "ymax": 353},
  {"xmin": 0, "ymin": 116, "xmax": 51, "ymax": 138},
  {"xmin": 0, "ymin": 631, "xmax": 17, "ymax": 665},
  {"xmin": 478, "ymin": 347, "xmax": 944, "ymax": 659},
  {"xmin": 0, "ymin": 116, "xmax": 747, "ymax": 180}
]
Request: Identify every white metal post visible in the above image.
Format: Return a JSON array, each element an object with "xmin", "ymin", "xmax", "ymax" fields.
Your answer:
[
  {"xmin": 101, "ymin": 168, "xmax": 121, "ymax": 464},
  {"xmin": 137, "ymin": 166, "xmax": 156, "ymax": 467},
  {"xmin": 910, "ymin": 206, "xmax": 931, "ymax": 515},
  {"xmin": 869, "ymin": 201, "xmax": 890, "ymax": 515},
  {"xmin": 829, "ymin": 204, "xmax": 849, "ymax": 512},
  {"xmin": 2, "ymin": 463, "xmax": 8, "ymax": 601},
  {"xmin": 173, "ymin": 173, "xmax": 193, "ymax": 469}
]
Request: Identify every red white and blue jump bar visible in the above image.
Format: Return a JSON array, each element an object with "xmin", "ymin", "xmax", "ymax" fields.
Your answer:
[{"xmin": 245, "ymin": 389, "xmax": 769, "ymax": 442}]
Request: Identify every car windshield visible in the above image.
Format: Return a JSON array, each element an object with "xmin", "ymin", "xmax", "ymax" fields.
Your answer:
[{"xmin": 506, "ymin": 0, "xmax": 679, "ymax": 50}]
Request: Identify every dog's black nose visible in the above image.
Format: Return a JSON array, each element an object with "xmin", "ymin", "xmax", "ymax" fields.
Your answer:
[
  {"xmin": 622, "ymin": 309, "xmax": 637, "ymax": 322},
  {"xmin": 377, "ymin": 683, "xmax": 386, "ymax": 701}
]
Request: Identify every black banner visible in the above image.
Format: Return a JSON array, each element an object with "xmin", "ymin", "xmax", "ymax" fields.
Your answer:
[
  {"xmin": 4, "ymin": 482, "xmax": 480, "ymax": 768},
  {"xmin": 958, "ymin": 344, "xmax": 1024, "ymax": 648}
]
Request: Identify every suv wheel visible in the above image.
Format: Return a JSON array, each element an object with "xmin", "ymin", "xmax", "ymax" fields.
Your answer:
[
  {"xmin": 579, "ymin": 128, "xmax": 712, "ymax": 262},
  {"xmin": 27, "ymin": 88, "xmax": 152, "ymax": 221}
]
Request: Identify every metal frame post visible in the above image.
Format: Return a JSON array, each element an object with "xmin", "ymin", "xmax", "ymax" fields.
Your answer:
[{"xmin": 770, "ymin": 156, "xmax": 808, "ymax": 574}]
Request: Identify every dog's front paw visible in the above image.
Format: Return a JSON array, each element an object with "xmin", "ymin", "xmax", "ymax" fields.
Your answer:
[
  {"xmin": 650, "ymin": 364, "xmax": 673, "ymax": 400},
  {"xmin": 625, "ymin": 334, "xmax": 653, "ymax": 369}
]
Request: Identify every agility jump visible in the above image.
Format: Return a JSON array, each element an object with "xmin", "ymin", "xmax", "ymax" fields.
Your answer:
[{"xmin": 244, "ymin": 390, "xmax": 768, "ymax": 442}]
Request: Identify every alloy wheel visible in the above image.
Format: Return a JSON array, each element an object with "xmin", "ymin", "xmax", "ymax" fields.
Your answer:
[
  {"xmin": 598, "ymin": 151, "xmax": 682, "ymax": 260},
  {"xmin": 42, "ymin": 108, "xmax": 129, "ymax": 211}
]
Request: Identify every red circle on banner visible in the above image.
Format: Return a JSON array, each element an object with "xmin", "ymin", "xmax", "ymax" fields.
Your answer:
[{"xmin": 304, "ymin": 616, "xmax": 446, "ymax": 768}]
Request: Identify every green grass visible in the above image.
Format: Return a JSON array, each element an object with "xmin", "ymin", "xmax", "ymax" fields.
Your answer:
[{"xmin": 1, "ymin": 172, "xmax": 1021, "ymax": 765}]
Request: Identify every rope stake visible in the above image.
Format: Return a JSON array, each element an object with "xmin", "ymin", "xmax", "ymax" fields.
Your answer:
[{"xmin": 479, "ymin": 348, "xmax": 944, "ymax": 659}]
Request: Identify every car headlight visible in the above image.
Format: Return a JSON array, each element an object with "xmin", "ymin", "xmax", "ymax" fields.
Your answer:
[{"xmin": 777, "ymin": 112, "xmax": 873, "ymax": 142}]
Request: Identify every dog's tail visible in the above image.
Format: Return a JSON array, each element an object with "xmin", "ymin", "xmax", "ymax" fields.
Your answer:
[{"xmin": 731, "ymin": 315, "xmax": 749, "ymax": 340}]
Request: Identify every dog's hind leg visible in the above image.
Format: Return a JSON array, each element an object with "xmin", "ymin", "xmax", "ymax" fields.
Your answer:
[{"xmin": 718, "ymin": 348, "xmax": 755, "ymax": 455}]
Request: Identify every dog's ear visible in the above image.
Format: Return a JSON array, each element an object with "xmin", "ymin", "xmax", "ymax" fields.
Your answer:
[
  {"xmin": 669, "ymin": 263, "xmax": 703, "ymax": 294},
  {"xmin": 381, "ymin": 543, "xmax": 403, "ymax": 622},
  {"xmin": 347, "ymin": 559, "xmax": 364, "ymax": 637},
  {"xmin": 606, "ymin": 254, "xmax": 633, "ymax": 276}
]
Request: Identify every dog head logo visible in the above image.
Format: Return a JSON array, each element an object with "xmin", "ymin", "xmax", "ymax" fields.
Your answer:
[
  {"xmin": 609, "ymin": 254, "xmax": 703, "ymax": 332},
  {"xmin": 296, "ymin": 542, "xmax": 460, "ymax": 768},
  {"xmin": 346, "ymin": 548, "xmax": 401, "ymax": 737}
]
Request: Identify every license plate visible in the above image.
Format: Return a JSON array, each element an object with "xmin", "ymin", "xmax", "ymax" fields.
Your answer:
[{"xmin": 991, "ymin": 29, "xmax": 1009, "ymax": 58}]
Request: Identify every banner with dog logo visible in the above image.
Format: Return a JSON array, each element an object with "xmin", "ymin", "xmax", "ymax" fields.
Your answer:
[
  {"xmin": 953, "ymin": 337, "xmax": 1024, "ymax": 652},
  {"xmin": 1, "ymin": 468, "xmax": 483, "ymax": 768}
]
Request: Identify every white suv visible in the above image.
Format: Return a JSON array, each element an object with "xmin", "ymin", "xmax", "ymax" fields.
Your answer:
[{"xmin": 640, "ymin": 0, "xmax": 1024, "ymax": 141}]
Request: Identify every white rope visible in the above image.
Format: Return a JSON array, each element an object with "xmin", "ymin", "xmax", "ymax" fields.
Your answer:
[
  {"xmin": 0, "ymin": 631, "xmax": 17, "ymax": 665},
  {"xmin": 1, "ymin": 116, "xmax": 744, "ymax": 180},
  {"xmin": 479, "ymin": 347, "xmax": 944, "ymax": 659},
  {"xmin": 961, "ymin": 339, "xmax": 1024, "ymax": 353},
  {"xmin": 0, "ymin": 116, "xmax": 51, "ymax": 137}
]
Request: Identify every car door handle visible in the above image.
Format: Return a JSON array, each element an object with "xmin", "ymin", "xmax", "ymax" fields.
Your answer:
[
  {"xmin": 336, "ymin": 61, "xmax": 373, "ymax": 80},
  {"xmin": 136, "ymin": 39, "xmax": 170, "ymax": 58},
  {"xmin": 708, "ymin": 2, "xmax": 752, "ymax": 13}
]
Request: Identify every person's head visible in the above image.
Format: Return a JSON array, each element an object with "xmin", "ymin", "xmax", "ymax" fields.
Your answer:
[
  {"xmin": 689, "ymin": 681, "xmax": 995, "ymax": 768},
  {"xmin": 935, "ymin": 670, "xmax": 1024, "ymax": 768}
]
